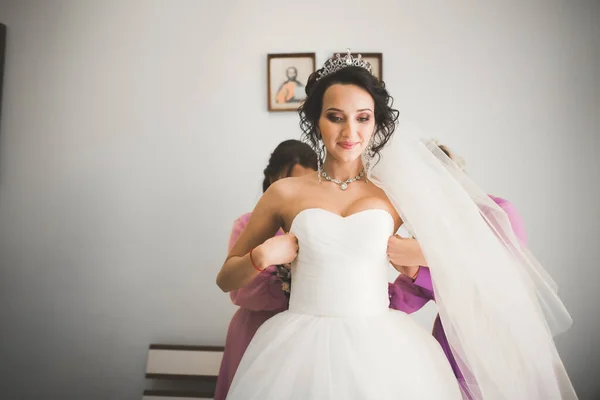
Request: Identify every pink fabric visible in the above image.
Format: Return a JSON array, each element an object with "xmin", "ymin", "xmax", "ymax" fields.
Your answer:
[{"xmin": 214, "ymin": 214, "xmax": 288, "ymax": 400}]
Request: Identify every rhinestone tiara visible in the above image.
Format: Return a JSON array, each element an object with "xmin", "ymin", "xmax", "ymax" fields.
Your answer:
[{"xmin": 316, "ymin": 48, "xmax": 373, "ymax": 81}]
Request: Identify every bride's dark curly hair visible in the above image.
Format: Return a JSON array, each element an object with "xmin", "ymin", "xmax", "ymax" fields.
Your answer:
[{"xmin": 298, "ymin": 65, "xmax": 399, "ymax": 161}]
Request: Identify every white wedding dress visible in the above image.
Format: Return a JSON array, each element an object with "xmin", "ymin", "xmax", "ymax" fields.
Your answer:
[
  {"xmin": 227, "ymin": 208, "xmax": 463, "ymax": 400},
  {"xmin": 228, "ymin": 131, "xmax": 577, "ymax": 399}
]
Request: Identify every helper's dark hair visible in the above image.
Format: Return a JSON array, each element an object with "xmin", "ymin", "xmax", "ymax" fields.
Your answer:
[{"xmin": 262, "ymin": 139, "xmax": 318, "ymax": 192}]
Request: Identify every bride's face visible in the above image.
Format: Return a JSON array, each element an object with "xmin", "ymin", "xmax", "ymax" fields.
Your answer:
[{"xmin": 318, "ymin": 84, "xmax": 375, "ymax": 165}]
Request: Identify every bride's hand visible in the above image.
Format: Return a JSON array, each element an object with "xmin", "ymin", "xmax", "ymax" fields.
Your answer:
[
  {"xmin": 254, "ymin": 233, "xmax": 299, "ymax": 269},
  {"xmin": 387, "ymin": 235, "xmax": 426, "ymax": 268}
]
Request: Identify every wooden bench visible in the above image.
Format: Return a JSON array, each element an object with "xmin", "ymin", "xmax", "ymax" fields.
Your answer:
[{"xmin": 143, "ymin": 344, "xmax": 224, "ymax": 400}]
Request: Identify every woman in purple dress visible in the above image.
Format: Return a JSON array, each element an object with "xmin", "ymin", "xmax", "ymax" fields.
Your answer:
[{"xmin": 214, "ymin": 139, "xmax": 317, "ymax": 400}]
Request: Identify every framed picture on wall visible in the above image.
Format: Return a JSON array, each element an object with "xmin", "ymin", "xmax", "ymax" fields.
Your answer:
[
  {"xmin": 332, "ymin": 51, "xmax": 383, "ymax": 81},
  {"xmin": 267, "ymin": 53, "xmax": 315, "ymax": 112}
]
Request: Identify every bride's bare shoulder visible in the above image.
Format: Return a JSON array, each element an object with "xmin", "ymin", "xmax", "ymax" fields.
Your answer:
[{"xmin": 268, "ymin": 171, "xmax": 319, "ymax": 198}]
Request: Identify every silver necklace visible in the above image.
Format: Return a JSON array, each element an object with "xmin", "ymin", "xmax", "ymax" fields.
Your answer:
[{"xmin": 320, "ymin": 168, "xmax": 365, "ymax": 190}]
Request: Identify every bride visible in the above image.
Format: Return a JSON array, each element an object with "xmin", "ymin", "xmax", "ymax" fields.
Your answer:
[{"xmin": 216, "ymin": 50, "xmax": 577, "ymax": 399}]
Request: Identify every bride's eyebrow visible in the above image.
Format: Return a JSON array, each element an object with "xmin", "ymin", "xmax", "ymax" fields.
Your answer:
[{"xmin": 325, "ymin": 107, "xmax": 373, "ymax": 113}]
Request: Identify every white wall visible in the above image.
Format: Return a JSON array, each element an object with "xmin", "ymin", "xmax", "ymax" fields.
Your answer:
[{"xmin": 0, "ymin": 0, "xmax": 598, "ymax": 398}]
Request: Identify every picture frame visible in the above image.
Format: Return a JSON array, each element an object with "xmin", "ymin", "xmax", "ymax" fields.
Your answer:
[
  {"xmin": 267, "ymin": 53, "xmax": 315, "ymax": 112},
  {"xmin": 332, "ymin": 51, "xmax": 383, "ymax": 81}
]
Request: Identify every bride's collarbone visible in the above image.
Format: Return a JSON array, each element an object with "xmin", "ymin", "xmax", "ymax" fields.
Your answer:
[{"xmin": 279, "ymin": 179, "xmax": 399, "ymax": 231}]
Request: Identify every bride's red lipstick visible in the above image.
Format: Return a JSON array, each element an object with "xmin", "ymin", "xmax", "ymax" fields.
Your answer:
[{"xmin": 338, "ymin": 141, "xmax": 359, "ymax": 150}]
